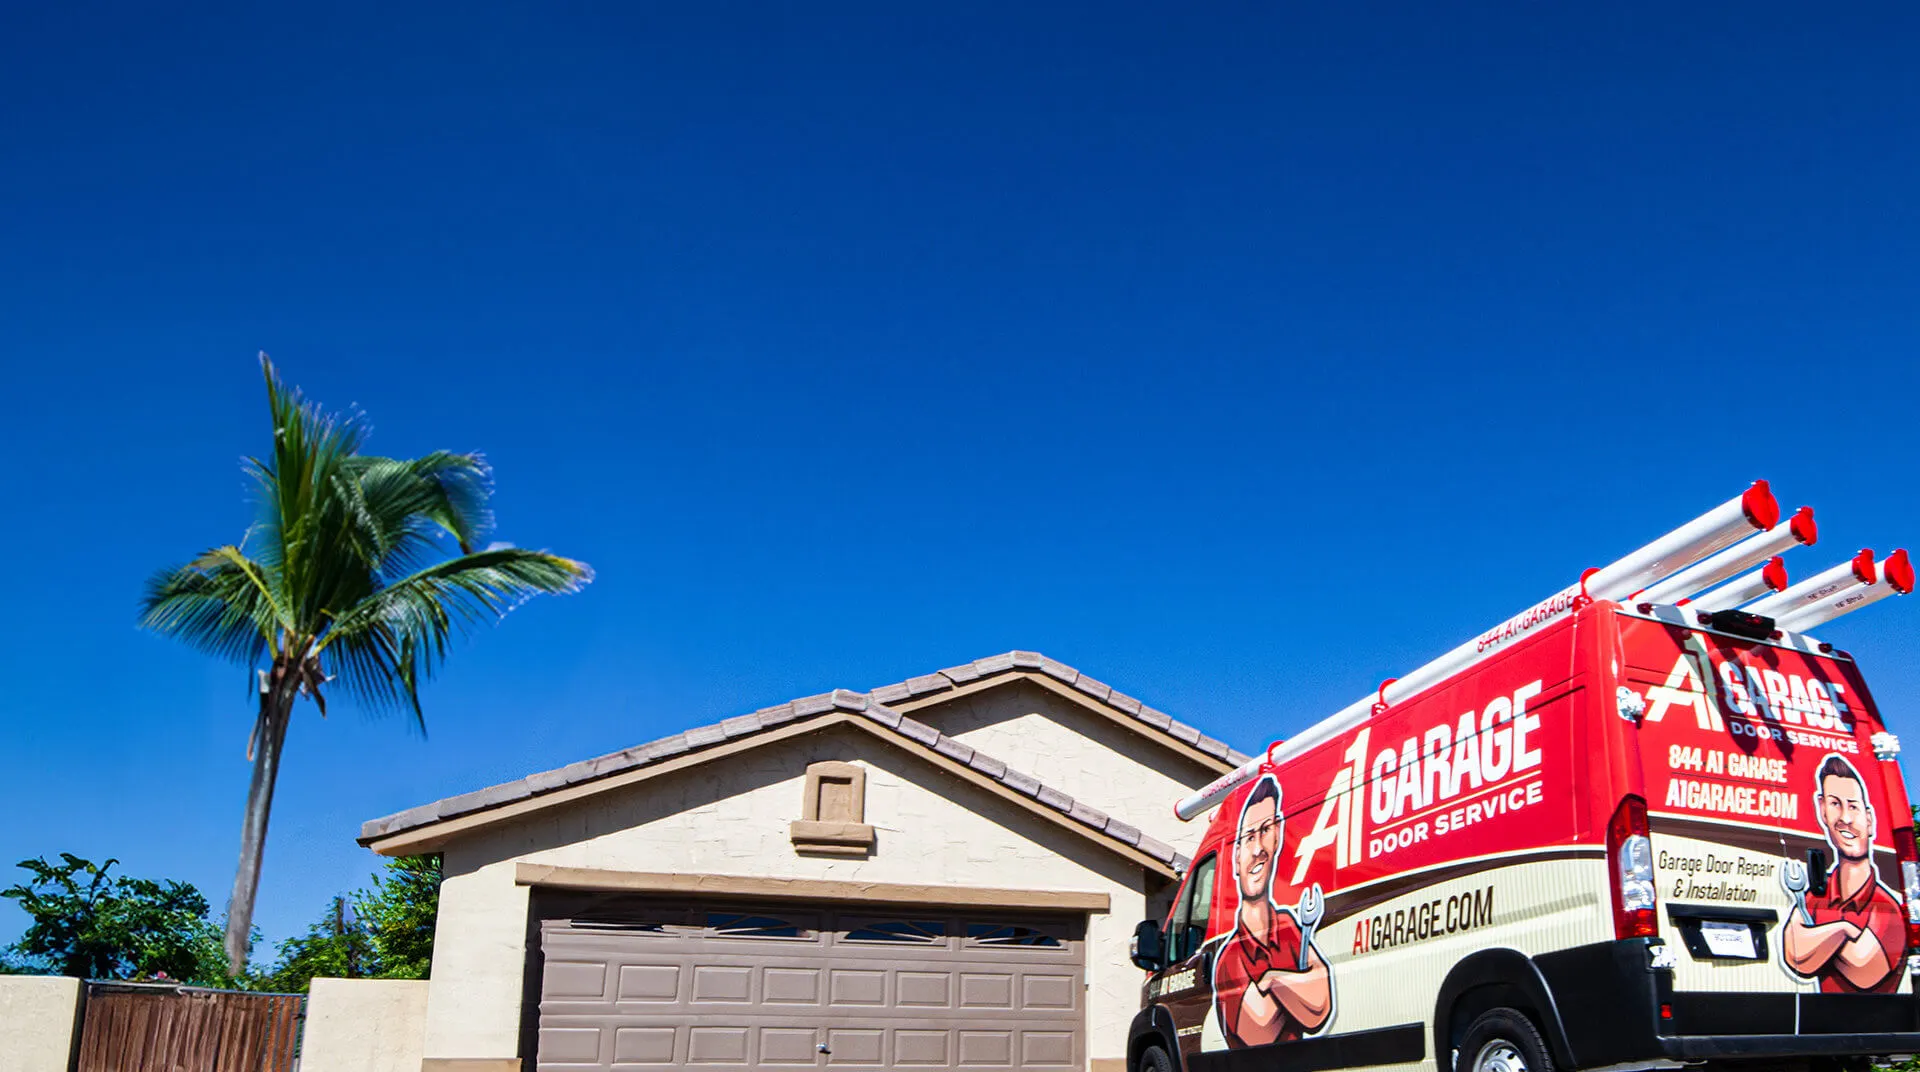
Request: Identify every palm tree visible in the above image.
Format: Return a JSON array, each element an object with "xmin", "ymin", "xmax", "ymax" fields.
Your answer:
[{"xmin": 140, "ymin": 356, "xmax": 591, "ymax": 973}]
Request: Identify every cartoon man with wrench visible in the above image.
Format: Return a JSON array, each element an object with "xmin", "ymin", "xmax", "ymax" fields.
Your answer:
[
  {"xmin": 1212, "ymin": 774, "xmax": 1334, "ymax": 1046},
  {"xmin": 1781, "ymin": 754, "xmax": 1907, "ymax": 993}
]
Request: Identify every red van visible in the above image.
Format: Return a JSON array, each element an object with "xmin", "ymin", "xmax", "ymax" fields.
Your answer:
[{"xmin": 1127, "ymin": 597, "xmax": 1920, "ymax": 1072}]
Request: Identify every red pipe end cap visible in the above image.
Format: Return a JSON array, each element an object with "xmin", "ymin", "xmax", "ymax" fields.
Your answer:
[
  {"xmin": 1761, "ymin": 556, "xmax": 1789, "ymax": 593},
  {"xmin": 1743, "ymin": 480, "xmax": 1781, "ymax": 531},
  {"xmin": 1789, "ymin": 506, "xmax": 1817, "ymax": 546},
  {"xmin": 1885, "ymin": 549, "xmax": 1914, "ymax": 595},
  {"xmin": 1852, "ymin": 548, "xmax": 1878, "ymax": 585}
]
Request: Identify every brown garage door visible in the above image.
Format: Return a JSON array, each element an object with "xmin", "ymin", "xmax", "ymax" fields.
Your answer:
[{"xmin": 535, "ymin": 898, "xmax": 1085, "ymax": 1071}]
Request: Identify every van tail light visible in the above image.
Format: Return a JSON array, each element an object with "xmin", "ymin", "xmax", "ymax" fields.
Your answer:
[
  {"xmin": 1893, "ymin": 826, "xmax": 1920, "ymax": 953},
  {"xmin": 1609, "ymin": 796, "xmax": 1659, "ymax": 939}
]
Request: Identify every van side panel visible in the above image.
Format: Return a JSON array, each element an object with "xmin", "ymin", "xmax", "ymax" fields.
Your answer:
[{"xmin": 1179, "ymin": 615, "xmax": 1608, "ymax": 1072}]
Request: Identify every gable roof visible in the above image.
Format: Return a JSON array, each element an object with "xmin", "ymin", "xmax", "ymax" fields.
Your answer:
[
  {"xmin": 359, "ymin": 688, "xmax": 1192, "ymax": 876},
  {"xmin": 868, "ymin": 651, "xmax": 1252, "ymax": 768}
]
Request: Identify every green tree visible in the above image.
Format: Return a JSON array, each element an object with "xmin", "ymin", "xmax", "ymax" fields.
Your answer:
[
  {"xmin": 139, "ymin": 357, "xmax": 591, "ymax": 973},
  {"xmin": 1, "ymin": 854, "xmax": 225, "ymax": 981},
  {"xmin": 270, "ymin": 895, "xmax": 376, "ymax": 992},
  {"xmin": 269, "ymin": 854, "xmax": 441, "ymax": 991},
  {"xmin": 355, "ymin": 854, "xmax": 440, "ymax": 979}
]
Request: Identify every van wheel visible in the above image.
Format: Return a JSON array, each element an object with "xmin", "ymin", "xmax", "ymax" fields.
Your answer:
[
  {"xmin": 1456, "ymin": 1008, "xmax": 1554, "ymax": 1072},
  {"xmin": 1136, "ymin": 1045, "xmax": 1173, "ymax": 1072}
]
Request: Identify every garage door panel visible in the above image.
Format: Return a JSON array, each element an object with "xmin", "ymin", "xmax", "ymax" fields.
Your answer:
[
  {"xmin": 614, "ymin": 963, "xmax": 679, "ymax": 1002},
  {"xmin": 957, "ymin": 972, "xmax": 1013, "ymax": 1009},
  {"xmin": 693, "ymin": 965, "xmax": 755, "ymax": 1002},
  {"xmin": 759, "ymin": 1027, "xmax": 821, "ymax": 1064},
  {"xmin": 824, "ymin": 1028, "xmax": 886, "ymax": 1065},
  {"xmin": 826, "ymin": 969, "xmax": 886, "ymax": 1007},
  {"xmin": 538, "ymin": 903, "xmax": 1083, "ymax": 1072},
  {"xmin": 1020, "ymin": 1031, "xmax": 1076, "ymax": 1067},
  {"xmin": 956, "ymin": 1030, "xmax": 1014, "ymax": 1067},
  {"xmin": 611, "ymin": 1026, "xmax": 676, "ymax": 1064},
  {"xmin": 895, "ymin": 1029, "xmax": 952, "ymax": 1066},
  {"xmin": 897, "ymin": 971, "xmax": 951, "ymax": 1007},
  {"xmin": 762, "ymin": 967, "xmax": 822, "ymax": 1004},
  {"xmin": 545, "ymin": 960, "xmax": 611, "ymax": 1000},
  {"xmin": 538, "ymin": 1025, "xmax": 605, "ymax": 1063},
  {"xmin": 688, "ymin": 1026, "xmax": 750, "ymax": 1063},
  {"xmin": 1019, "ymin": 974, "xmax": 1076, "ymax": 1010}
]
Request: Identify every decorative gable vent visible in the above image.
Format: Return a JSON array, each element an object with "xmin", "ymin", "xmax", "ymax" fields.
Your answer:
[{"xmin": 791, "ymin": 760, "xmax": 875, "ymax": 856}]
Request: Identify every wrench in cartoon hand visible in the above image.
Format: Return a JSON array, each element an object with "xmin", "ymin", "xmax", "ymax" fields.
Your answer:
[
  {"xmin": 1782, "ymin": 858, "xmax": 1814, "ymax": 926},
  {"xmin": 1294, "ymin": 883, "xmax": 1325, "ymax": 970}
]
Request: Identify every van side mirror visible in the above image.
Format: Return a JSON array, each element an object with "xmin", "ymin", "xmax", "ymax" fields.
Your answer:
[
  {"xmin": 1130, "ymin": 919, "xmax": 1165, "ymax": 971},
  {"xmin": 1807, "ymin": 849, "xmax": 1829, "ymax": 896}
]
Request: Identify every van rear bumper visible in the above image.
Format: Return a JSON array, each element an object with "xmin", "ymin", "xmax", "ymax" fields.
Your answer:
[
  {"xmin": 1658, "ymin": 991, "xmax": 1920, "ymax": 1059},
  {"xmin": 1533, "ymin": 941, "xmax": 1920, "ymax": 1065},
  {"xmin": 1659, "ymin": 1031, "xmax": 1920, "ymax": 1060}
]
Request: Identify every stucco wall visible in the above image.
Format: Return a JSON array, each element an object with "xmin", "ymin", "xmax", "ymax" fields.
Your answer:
[
  {"xmin": 423, "ymin": 725, "xmax": 1160, "ymax": 1067},
  {"xmin": 0, "ymin": 976, "xmax": 83, "ymax": 1072},
  {"xmin": 912, "ymin": 679, "xmax": 1222, "ymax": 850},
  {"xmin": 301, "ymin": 978, "xmax": 429, "ymax": 1072}
]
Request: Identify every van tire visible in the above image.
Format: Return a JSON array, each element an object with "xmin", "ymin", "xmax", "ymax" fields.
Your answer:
[
  {"xmin": 1456, "ymin": 1008, "xmax": 1555, "ymax": 1072},
  {"xmin": 1135, "ymin": 1044, "xmax": 1173, "ymax": 1072}
]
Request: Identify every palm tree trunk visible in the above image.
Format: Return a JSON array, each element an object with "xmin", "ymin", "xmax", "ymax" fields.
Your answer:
[{"xmin": 226, "ymin": 666, "xmax": 296, "ymax": 975}]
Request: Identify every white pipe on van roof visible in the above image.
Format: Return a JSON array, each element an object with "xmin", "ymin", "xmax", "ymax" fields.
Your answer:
[
  {"xmin": 1745, "ymin": 549, "xmax": 1877, "ymax": 619},
  {"xmin": 1634, "ymin": 507, "xmax": 1815, "ymax": 606},
  {"xmin": 1173, "ymin": 481, "xmax": 1779, "ymax": 822},
  {"xmin": 1683, "ymin": 556, "xmax": 1789, "ymax": 613},
  {"xmin": 1775, "ymin": 550, "xmax": 1913, "ymax": 634}
]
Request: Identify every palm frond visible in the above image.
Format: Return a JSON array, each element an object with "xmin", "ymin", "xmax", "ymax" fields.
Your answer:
[
  {"xmin": 253, "ymin": 355, "xmax": 372, "ymax": 633},
  {"xmin": 348, "ymin": 452, "xmax": 494, "ymax": 559},
  {"xmin": 138, "ymin": 546, "xmax": 285, "ymax": 667},
  {"xmin": 316, "ymin": 549, "xmax": 591, "ymax": 727},
  {"xmin": 324, "ymin": 620, "xmax": 425, "ymax": 731},
  {"xmin": 334, "ymin": 453, "xmax": 495, "ymax": 586}
]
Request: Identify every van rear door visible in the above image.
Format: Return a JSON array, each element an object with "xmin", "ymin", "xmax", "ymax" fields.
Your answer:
[{"xmin": 1618, "ymin": 612, "xmax": 1912, "ymax": 997}]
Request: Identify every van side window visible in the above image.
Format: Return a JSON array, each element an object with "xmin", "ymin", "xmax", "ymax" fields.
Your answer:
[{"xmin": 1166, "ymin": 854, "xmax": 1216, "ymax": 962}]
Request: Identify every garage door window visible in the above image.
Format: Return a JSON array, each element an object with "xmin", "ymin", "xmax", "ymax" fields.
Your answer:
[
  {"xmin": 843, "ymin": 919, "xmax": 946, "ymax": 943},
  {"xmin": 705, "ymin": 912, "xmax": 808, "ymax": 939},
  {"xmin": 967, "ymin": 923, "xmax": 1062, "ymax": 947}
]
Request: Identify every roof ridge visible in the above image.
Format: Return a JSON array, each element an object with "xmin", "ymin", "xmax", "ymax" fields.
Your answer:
[
  {"xmin": 358, "ymin": 687, "xmax": 1189, "ymax": 872},
  {"xmin": 868, "ymin": 650, "xmax": 1249, "ymax": 766}
]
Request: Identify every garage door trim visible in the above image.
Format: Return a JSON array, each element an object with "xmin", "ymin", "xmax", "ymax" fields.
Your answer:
[{"xmin": 515, "ymin": 863, "xmax": 1112, "ymax": 912}]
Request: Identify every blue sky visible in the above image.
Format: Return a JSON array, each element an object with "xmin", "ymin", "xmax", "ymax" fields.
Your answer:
[{"xmin": 2, "ymin": 3, "xmax": 1916, "ymax": 950}]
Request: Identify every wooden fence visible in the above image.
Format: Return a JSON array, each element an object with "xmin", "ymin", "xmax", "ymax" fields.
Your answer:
[{"xmin": 76, "ymin": 982, "xmax": 304, "ymax": 1072}]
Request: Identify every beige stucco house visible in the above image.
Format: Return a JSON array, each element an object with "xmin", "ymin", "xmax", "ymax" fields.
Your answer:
[{"xmin": 358, "ymin": 651, "xmax": 1246, "ymax": 1072}]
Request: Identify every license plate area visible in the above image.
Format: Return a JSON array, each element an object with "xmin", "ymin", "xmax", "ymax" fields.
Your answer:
[{"xmin": 1666, "ymin": 904, "xmax": 1778, "ymax": 961}]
